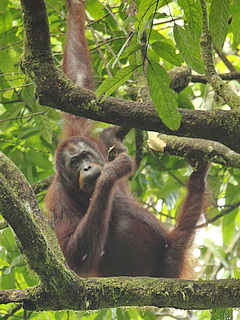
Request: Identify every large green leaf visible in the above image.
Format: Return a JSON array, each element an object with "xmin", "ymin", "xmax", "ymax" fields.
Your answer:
[
  {"xmin": 85, "ymin": 0, "xmax": 104, "ymax": 20},
  {"xmin": 95, "ymin": 65, "xmax": 139, "ymax": 102},
  {"xmin": 174, "ymin": 24, "xmax": 205, "ymax": 74},
  {"xmin": 146, "ymin": 61, "xmax": 181, "ymax": 130},
  {"xmin": 0, "ymin": 0, "xmax": 9, "ymax": 14},
  {"xmin": 222, "ymin": 208, "xmax": 238, "ymax": 246},
  {"xmin": 35, "ymin": 114, "xmax": 53, "ymax": 144},
  {"xmin": 232, "ymin": 0, "xmax": 240, "ymax": 45},
  {"xmin": 209, "ymin": 0, "xmax": 230, "ymax": 52},
  {"xmin": 0, "ymin": 8, "xmax": 11, "ymax": 32},
  {"xmin": 178, "ymin": 0, "xmax": 202, "ymax": 42},
  {"xmin": 151, "ymin": 41, "xmax": 183, "ymax": 66},
  {"xmin": 211, "ymin": 308, "xmax": 233, "ymax": 320},
  {"xmin": 136, "ymin": 0, "xmax": 164, "ymax": 35}
]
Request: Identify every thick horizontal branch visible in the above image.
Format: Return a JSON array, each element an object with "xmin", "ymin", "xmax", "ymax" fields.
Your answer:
[
  {"xmin": 1, "ymin": 277, "xmax": 240, "ymax": 311},
  {"xmin": 21, "ymin": 62, "xmax": 240, "ymax": 155},
  {"xmin": 1, "ymin": 152, "xmax": 240, "ymax": 312},
  {"xmin": 1, "ymin": 142, "xmax": 240, "ymax": 312},
  {"xmin": 20, "ymin": 0, "xmax": 240, "ymax": 156},
  {"xmin": 1, "ymin": 0, "xmax": 237, "ymax": 313},
  {"xmin": 148, "ymin": 133, "xmax": 240, "ymax": 168},
  {"xmin": 0, "ymin": 289, "xmax": 28, "ymax": 304}
]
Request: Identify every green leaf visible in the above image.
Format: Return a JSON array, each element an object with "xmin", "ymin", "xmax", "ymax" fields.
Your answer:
[
  {"xmin": 85, "ymin": 0, "xmax": 104, "ymax": 20},
  {"xmin": 142, "ymin": 310, "xmax": 157, "ymax": 320},
  {"xmin": 0, "ymin": 0, "xmax": 9, "ymax": 14},
  {"xmin": 0, "ymin": 51, "xmax": 15, "ymax": 73},
  {"xmin": 136, "ymin": 0, "xmax": 164, "ymax": 35},
  {"xmin": 145, "ymin": 175, "xmax": 184, "ymax": 200},
  {"xmin": 222, "ymin": 208, "xmax": 238, "ymax": 246},
  {"xmin": 0, "ymin": 103, "xmax": 23, "ymax": 122},
  {"xmin": 174, "ymin": 24, "xmax": 205, "ymax": 74},
  {"xmin": 209, "ymin": 0, "xmax": 230, "ymax": 52},
  {"xmin": 0, "ymin": 258, "xmax": 10, "ymax": 268},
  {"xmin": 204, "ymin": 239, "xmax": 228, "ymax": 267},
  {"xmin": 0, "ymin": 9, "xmax": 11, "ymax": 32},
  {"xmin": 111, "ymin": 34, "xmax": 135, "ymax": 68},
  {"xmin": 151, "ymin": 41, "xmax": 183, "ymax": 66},
  {"xmin": 95, "ymin": 65, "xmax": 139, "ymax": 102},
  {"xmin": 137, "ymin": 0, "xmax": 159, "ymax": 24},
  {"xmin": 211, "ymin": 308, "xmax": 233, "ymax": 320},
  {"xmin": 35, "ymin": 114, "xmax": 53, "ymax": 144},
  {"xmin": 10, "ymin": 254, "xmax": 24, "ymax": 268},
  {"xmin": 232, "ymin": 0, "xmax": 240, "ymax": 45},
  {"xmin": 178, "ymin": 0, "xmax": 202, "ymax": 42},
  {"xmin": 18, "ymin": 127, "xmax": 39, "ymax": 139},
  {"xmin": 146, "ymin": 61, "xmax": 182, "ymax": 130},
  {"xmin": 178, "ymin": 89, "xmax": 194, "ymax": 109},
  {"xmin": 118, "ymin": 42, "xmax": 141, "ymax": 61}
]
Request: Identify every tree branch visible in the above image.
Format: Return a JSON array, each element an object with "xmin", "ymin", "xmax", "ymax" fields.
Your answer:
[
  {"xmin": 147, "ymin": 133, "xmax": 240, "ymax": 168},
  {"xmin": 0, "ymin": 0, "xmax": 237, "ymax": 313},
  {"xmin": 0, "ymin": 151, "xmax": 82, "ymax": 310},
  {"xmin": 1, "ymin": 147, "xmax": 240, "ymax": 311},
  {"xmin": 1, "ymin": 277, "xmax": 240, "ymax": 311},
  {"xmin": 19, "ymin": 0, "xmax": 240, "ymax": 156},
  {"xmin": 20, "ymin": 63, "xmax": 240, "ymax": 154},
  {"xmin": 191, "ymin": 71, "xmax": 240, "ymax": 84},
  {"xmin": 0, "ymin": 290, "xmax": 29, "ymax": 304},
  {"xmin": 32, "ymin": 175, "xmax": 54, "ymax": 194}
]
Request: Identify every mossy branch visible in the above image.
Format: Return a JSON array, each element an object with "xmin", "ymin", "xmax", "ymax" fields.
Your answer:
[
  {"xmin": 19, "ymin": 0, "xmax": 240, "ymax": 155},
  {"xmin": 1, "ymin": 276, "xmax": 240, "ymax": 311},
  {"xmin": 0, "ymin": 0, "xmax": 238, "ymax": 313},
  {"xmin": 0, "ymin": 151, "xmax": 75, "ymax": 269},
  {"xmin": 147, "ymin": 133, "xmax": 240, "ymax": 168},
  {"xmin": 1, "ymin": 151, "xmax": 240, "ymax": 311}
]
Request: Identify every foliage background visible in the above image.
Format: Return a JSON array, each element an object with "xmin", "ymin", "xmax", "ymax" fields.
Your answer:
[{"xmin": 0, "ymin": 0, "xmax": 240, "ymax": 319}]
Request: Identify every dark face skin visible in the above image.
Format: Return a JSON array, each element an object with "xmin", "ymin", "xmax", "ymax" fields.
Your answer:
[{"xmin": 59, "ymin": 139, "xmax": 105, "ymax": 195}]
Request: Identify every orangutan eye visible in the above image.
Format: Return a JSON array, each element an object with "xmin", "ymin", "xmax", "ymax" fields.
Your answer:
[{"xmin": 70, "ymin": 157, "xmax": 79, "ymax": 167}]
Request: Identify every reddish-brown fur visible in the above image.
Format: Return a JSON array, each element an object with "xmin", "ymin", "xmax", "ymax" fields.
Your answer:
[{"xmin": 45, "ymin": 0, "xmax": 209, "ymax": 278}]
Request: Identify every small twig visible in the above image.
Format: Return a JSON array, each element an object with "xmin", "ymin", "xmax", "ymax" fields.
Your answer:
[
  {"xmin": 191, "ymin": 72, "xmax": 240, "ymax": 84},
  {"xmin": 90, "ymin": 36, "xmax": 126, "ymax": 52},
  {"xmin": 0, "ymin": 99, "xmax": 23, "ymax": 105},
  {"xmin": 0, "ymin": 72, "xmax": 23, "ymax": 77},
  {"xmin": 214, "ymin": 46, "xmax": 240, "ymax": 84},
  {"xmin": 0, "ymin": 40, "xmax": 23, "ymax": 51},
  {"xmin": 87, "ymin": 13, "xmax": 110, "ymax": 27},
  {"xmin": 89, "ymin": 27, "xmax": 116, "ymax": 80},
  {"xmin": 199, "ymin": 201, "xmax": 240, "ymax": 228},
  {"xmin": 0, "ymin": 111, "xmax": 46, "ymax": 123},
  {"xmin": 214, "ymin": 46, "xmax": 237, "ymax": 73},
  {"xmin": 0, "ymin": 83, "xmax": 32, "ymax": 92},
  {"xmin": 46, "ymin": 3, "xmax": 65, "ymax": 17},
  {"xmin": 1, "ymin": 305, "xmax": 23, "ymax": 320}
]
